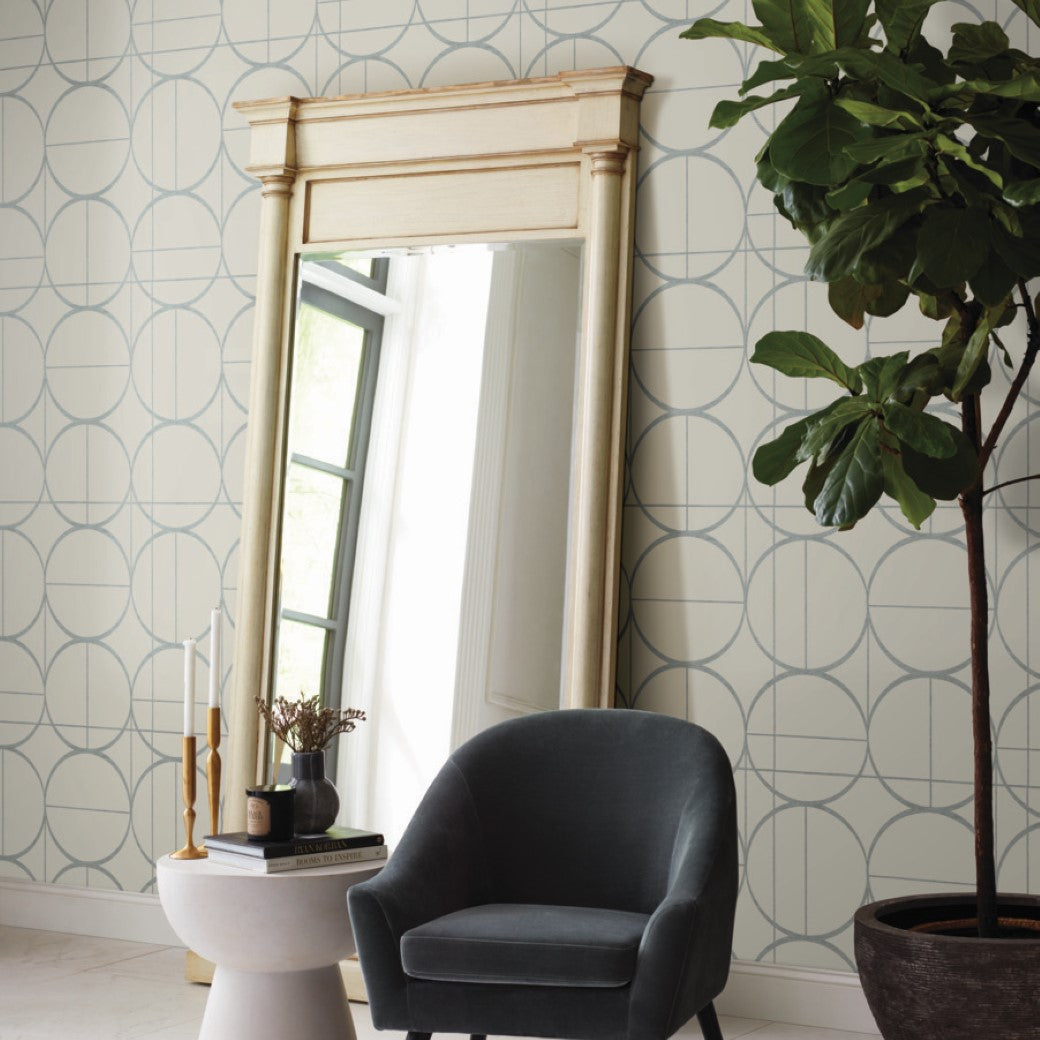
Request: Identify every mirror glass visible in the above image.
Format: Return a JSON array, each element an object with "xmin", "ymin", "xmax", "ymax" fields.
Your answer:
[{"xmin": 267, "ymin": 240, "xmax": 583, "ymax": 840}]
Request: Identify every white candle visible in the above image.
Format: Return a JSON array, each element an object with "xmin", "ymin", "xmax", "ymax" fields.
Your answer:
[
  {"xmin": 183, "ymin": 639, "xmax": 196, "ymax": 737},
  {"xmin": 209, "ymin": 608, "xmax": 221, "ymax": 709}
]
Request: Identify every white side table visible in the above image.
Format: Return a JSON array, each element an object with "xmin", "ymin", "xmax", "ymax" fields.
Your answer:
[{"xmin": 157, "ymin": 854, "xmax": 382, "ymax": 1040}]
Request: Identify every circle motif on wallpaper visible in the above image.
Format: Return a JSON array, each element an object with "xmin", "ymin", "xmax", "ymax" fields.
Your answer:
[
  {"xmin": 46, "ymin": 641, "xmax": 131, "ymax": 752},
  {"xmin": 132, "ymin": 424, "xmax": 222, "ymax": 530},
  {"xmin": 868, "ymin": 810, "xmax": 973, "ymax": 902},
  {"xmin": 224, "ymin": 0, "xmax": 318, "ymax": 64},
  {"xmin": 0, "ymin": 208, "xmax": 45, "ymax": 314},
  {"xmin": 46, "ymin": 199, "xmax": 130, "ymax": 308},
  {"xmin": 635, "ymin": 155, "xmax": 744, "ymax": 282},
  {"xmin": 131, "ymin": 78, "xmax": 221, "ymax": 191},
  {"xmin": 630, "ymin": 533, "xmax": 744, "ymax": 664},
  {"xmin": 869, "ymin": 676, "xmax": 972, "ymax": 811},
  {"xmin": 131, "ymin": 194, "xmax": 221, "ymax": 305},
  {"xmin": 132, "ymin": 308, "xmax": 221, "ymax": 421},
  {"xmin": 131, "ymin": 645, "xmax": 202, "ymax": 753},
  {"xmin": 319, "ymin": 57, "xmax": 411, "ymax": 98},
  {"xmin": 222, "ymin": 423, "xmax": 247, "ymax": 520},
  {"xmin": 0, "ymin": 1, "xmax": 45, "ymax": 93},
  {"xmin": 46, "ymin": 423, "xmax": 131, "ymax": 527},
  {"xmin": 632, "ymin": 665, "xmax": 746, "ymax": 767},
  {"xmin": 420, "ymin": 47, "xmax": 514, "ymax": 89},
  {"xmin": 45, "ymin": 0, "xmax": 130, "ymax": 84},
  {"xmin": 46, "ymin": 85, "xmax": 129, "ymax": 196},
  {"xmin": 47, "ymin": 308, "xmax": 130, "ymax": 421},
  {"xmin": 747, "ymin": 538, "xmax": 867, "ymax": 671},
  {"xmin": 0, "ymin": 749, "xmax": 45, "ymax": 856},
  {"xmin": 523, "ymin": 0, "xmax": 620, "ymax": 39},
  {"xmin": 746, "ymin": 804, "xmax": 867, "ymax": 938},
  {"xmin": 221, "ymin": 305, "xmax": 255, "ymax": 414},
  {"xmin": 131, "ymin": 0, "xmax": 221, "ymax": 76},
  {"xmin": 418, "ymin": 0, "xmax": 518, "ymax": 46},
  {"xmin": 869, "ymin": 536, "xmax": 973, "ymax": 674},
  {"xmin": 0, "ymin": 427, "xmax": 43, "ymax": 527},
  {"xmin": 130, "ymin": 757, "xmax": 191, "ymax": 862},
  {"xmin": 46, "ymin": 528, "xmax": 130, "ymax": 639},
  {"xmin": 318, "ymin": 0, "xmax": 415, "ymax": 57},
  {"xmin": 0, "ymin": 643, "xmax": 44, "ymax": 748},
  {"xmin": 131, "ymin": 531, "xmax": 220, "ymax": 643},
  {"xmin": 629, "ymin": 413, "xmax": 744, "ymax": 534},
  {"xmin": 998, "ymin": 822, "xmax": 1040, "ymax": 894},
  {"xmin": 995, "ymin": 413, "xmax": 1040, "ymax": 537},
  {"xmin": 996, "ymin": 683, "xmax": 1040, "ymax": 814},
  {"xmin": 997, "ymin": 544, "xmax": 1040, "ymax": 676},
  {"xmin": 523, "ymin": 38, "xmax": 624, "ymax": 81},
  {"xmin": 0, "ymin": 315, "xmax": 45, "ymax": 424},
  {"xmin": 47, "ymin": 751, "xmax": 130, "ymax": 863},
  {"xmin": 747, "ymin": 672, "xmax": 867, "ymax": 804},
  {"xmin": 0, "ymin": 97, "xmax": 44, "ymax": 203},
  {"xmin": 221, "ymin": 188, "xmax": 261, "ymax": 295},
  {"xmin": 630, "ymin": 282, "xmax": 744, "ymax": 411},
  {"xmin": 0, "ymin": 531, "xmax": 44, "ymax": 638},
  {"xmin": 634, "ymin": 24, "xmax": 742, "ymax": 153}
]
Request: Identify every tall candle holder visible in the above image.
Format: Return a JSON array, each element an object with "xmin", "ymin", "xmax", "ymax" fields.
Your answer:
[
  {"xmin": 206, "ymin": 706, "xmax": 221, "ymax": 837},
  {"xmin": 171, "ymin": 736, "xmax": 207, "ymax": 860}
]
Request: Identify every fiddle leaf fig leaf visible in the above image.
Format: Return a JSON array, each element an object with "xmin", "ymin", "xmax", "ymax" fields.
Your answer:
[
  {"xmin": 812, "ymin": 417, "xmax": 885, "ymax": 526},
  {"xmin": 681, "ymin": 18, "xmax": 786, "ymax": 53},
  {"xmin": 916, "ymin": 206, "xmax": 989, "ymax": 288},
  {"xmin": 949, "ymin": 21, "xmax": 1010, "ymax": 64},
  {"xmin": 741, "ymin": 58, "xmax": 798, "ymax": 93},
  {"xmin": 828, "ymin": 277, "xmax": 882, "ymax": 328},
  {"xmin": 752, "ymin": 0, "xmax": 870, "ymax": 54},
  {"xmin": 770, "ymin": 88, "xmax": 872, "ymax": 185},
  {"xmin": 882, "ymin": 449, "xmax": 936, "ymax": 528},
  {"xmin": 753, "ymin": 414, "xmax": 816, "ymax": 485},
  {"xmin": 806, "ymin": 189, "xmax": 930, "ymax": 282},
  {"xmin": 834, "ymin": 98, "xmax": 923, "ymax": 129},
  {"xmin": 875, "ymin": 0, "xmax": 939, "ymax": 53},
  {"xmin": 799, "ymin": 397, "xmax": 875, "ymax": 458},
  {"xmin": 1004, "ymin": 177, "xmax": 1040, "ymax": 206},
  {"xmin": 860, "ymin": 351, "xmax": 910, "ymax": 401},
  {"xmin": 902, "ymin": 430, "xmax": 979, "ymax": 499},
  {"xmin": 882, "ymin": 401, "xmax": 958, "ymax": 457},
  {"xmin": 966, "ymin": 113, "xmax": 1040, "ymax": 170},
  {"xmin": 952, "ymin": 319, "xmax": 995, "ymax": 399},
  {"xmin": 752, "ymin": 330, "xmax": 864, "ymax": 392},
  {"xmin": 710, "ymin": 86, "xmax": 806, "ymax": 129}
]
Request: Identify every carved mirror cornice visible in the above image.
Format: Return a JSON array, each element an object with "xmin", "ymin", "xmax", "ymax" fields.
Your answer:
[{"xmin": 225, "ymin": 67, "xmax": 652, "ymax": 828}]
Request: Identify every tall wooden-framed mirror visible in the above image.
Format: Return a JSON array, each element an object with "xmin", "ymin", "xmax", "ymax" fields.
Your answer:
[{"xmin": 224, "ymin": 67, "xmax": 653, "ymax": 831}]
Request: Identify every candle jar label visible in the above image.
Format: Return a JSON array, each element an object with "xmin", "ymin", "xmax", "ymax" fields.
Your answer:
[{"xmin": 247, "ymin": 796, "xmax": 271, "ymax": 837}]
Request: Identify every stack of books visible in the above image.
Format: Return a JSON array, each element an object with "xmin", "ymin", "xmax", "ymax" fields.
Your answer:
[{"xmin": 204, "ymin": 826, "xmax": 386, "ymax": 873}]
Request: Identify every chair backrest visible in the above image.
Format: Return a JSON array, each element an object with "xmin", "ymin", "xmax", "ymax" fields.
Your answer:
[{"xmin": 448, "ymin": 708, "xmax": 733, "ymax": 914}]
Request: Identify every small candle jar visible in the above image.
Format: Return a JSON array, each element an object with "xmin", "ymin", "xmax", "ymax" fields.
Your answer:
[{"xmin": 245, "ymin": 784, "xmax": 294, "ymax": 842}]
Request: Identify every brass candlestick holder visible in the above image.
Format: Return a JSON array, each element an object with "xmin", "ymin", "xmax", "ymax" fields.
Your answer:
[
  {"xmin": 206, "ymin": 706, "xmax": 221, "ymax": 837},
  {"xmin": 171, "ymin": 736, "xmax": 207, "ymax": 860}
]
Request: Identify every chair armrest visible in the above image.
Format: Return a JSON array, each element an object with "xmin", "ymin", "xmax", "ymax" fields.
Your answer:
[
  {"xmin": 627, "ymin": 770, "xmax": 739, "ymax": 1040},
  {"xmin": 347, "ymin": 758, "xmax": 490, "ymax": 1024}
]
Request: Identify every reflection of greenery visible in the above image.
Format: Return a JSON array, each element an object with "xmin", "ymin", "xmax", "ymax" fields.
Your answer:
[
  {"xmin": 256, "ymin": 693, "xmax": 366, "ymax": 753},
  {"xmin": 281, "ymin": 464, "xmax": 343, "ymax": 617},
  {"xmin": 289, "ymin": 304, "xmax": 364, "ymax": 468}
]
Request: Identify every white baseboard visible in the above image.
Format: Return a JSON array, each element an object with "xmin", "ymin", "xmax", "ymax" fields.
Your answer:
[
  {"xmin": 719, "ymin": 960, "xmax": 878, "ymax": 1035},
  {"xmin": 0, "ymin": 879, "xmax": 878, "ymax": 1034},
  {"xmin": 0, "ymin": 877, "xmax": 180, "ymax": 947}
]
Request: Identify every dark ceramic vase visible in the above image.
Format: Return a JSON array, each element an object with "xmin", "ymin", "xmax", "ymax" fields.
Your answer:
[
  {"xmin": 855, "ymin": 892, "xmax": 1040, "ymax": 1039},
  {"xmin": 290, "ymin": 750, "xmax": 339, "ymax": 835}
]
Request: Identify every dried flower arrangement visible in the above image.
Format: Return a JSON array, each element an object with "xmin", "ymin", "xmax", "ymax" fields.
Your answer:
[{"xmin": 255, "ymin": 693, "xmax": 367, "ymax": 753}]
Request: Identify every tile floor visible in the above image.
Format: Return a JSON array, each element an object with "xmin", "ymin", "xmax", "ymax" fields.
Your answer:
[{"xmin": 0, "ymin": 926, "xmax": 882, "ymax": 1040}]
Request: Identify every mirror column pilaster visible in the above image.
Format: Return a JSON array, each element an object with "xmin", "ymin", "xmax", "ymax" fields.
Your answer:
[
  {"xmin": 226, "ymin": 163, "xmax": 297, "ymax": 830},
  {"xmin": 564, "ymin": 145, "xmax": 633, "ymax": 710}
]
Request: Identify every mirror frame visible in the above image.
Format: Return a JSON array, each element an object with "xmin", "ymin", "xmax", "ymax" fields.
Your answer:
[{"xmin": 225, "ymin": 67, "xmax": 653, "ymax": 828}]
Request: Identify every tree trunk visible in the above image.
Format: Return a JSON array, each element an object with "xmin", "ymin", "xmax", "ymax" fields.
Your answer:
[{"xmin": 960, "ymin": 398, "xmax": 998, "ymax": 938}]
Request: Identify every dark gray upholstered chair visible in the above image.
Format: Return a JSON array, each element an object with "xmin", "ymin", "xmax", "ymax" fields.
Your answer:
[{"xmin": 347, "ymin": 708, "xmax": 738, "ymax": 1040}]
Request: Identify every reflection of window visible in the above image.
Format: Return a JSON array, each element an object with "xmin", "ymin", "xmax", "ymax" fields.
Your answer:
[{"xmin": 271, "ymin": 259, "xmax": 387, "ymax": 776}]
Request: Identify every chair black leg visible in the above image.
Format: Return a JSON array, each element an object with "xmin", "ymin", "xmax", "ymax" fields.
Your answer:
[
  {"xmin": 470, "ymin": 1035, "xmax": 487, "ymax": 1040},
  {"xmin": 697, "ymin": 1002, "xmax": 724, "ymax": 1040},
  {"xmin": 405, "ymin": 1033, "xmax": 431, "ymax": 1040}
]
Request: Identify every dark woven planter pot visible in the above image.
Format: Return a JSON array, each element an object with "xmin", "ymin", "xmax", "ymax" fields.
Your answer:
[{"xmin": 854, "ymin": 893, "xmax": 1040, "ymax": 1040}]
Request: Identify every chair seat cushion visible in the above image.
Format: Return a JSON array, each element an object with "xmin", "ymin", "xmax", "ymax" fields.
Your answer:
[{"xmin": 400, "ymin": 903, "xmax": 649, "ymax": 988}]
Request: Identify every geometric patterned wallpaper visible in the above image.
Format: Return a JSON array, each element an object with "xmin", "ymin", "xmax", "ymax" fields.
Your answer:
[{"xmin": 0, "ymin": 0, "xmax": 1036, "ymax": 974}]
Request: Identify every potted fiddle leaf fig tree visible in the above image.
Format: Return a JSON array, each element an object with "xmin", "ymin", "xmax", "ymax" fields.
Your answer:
[{"xmin": 683, "ymin": 2, "xmax": 1040, "ymax": 1036}]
